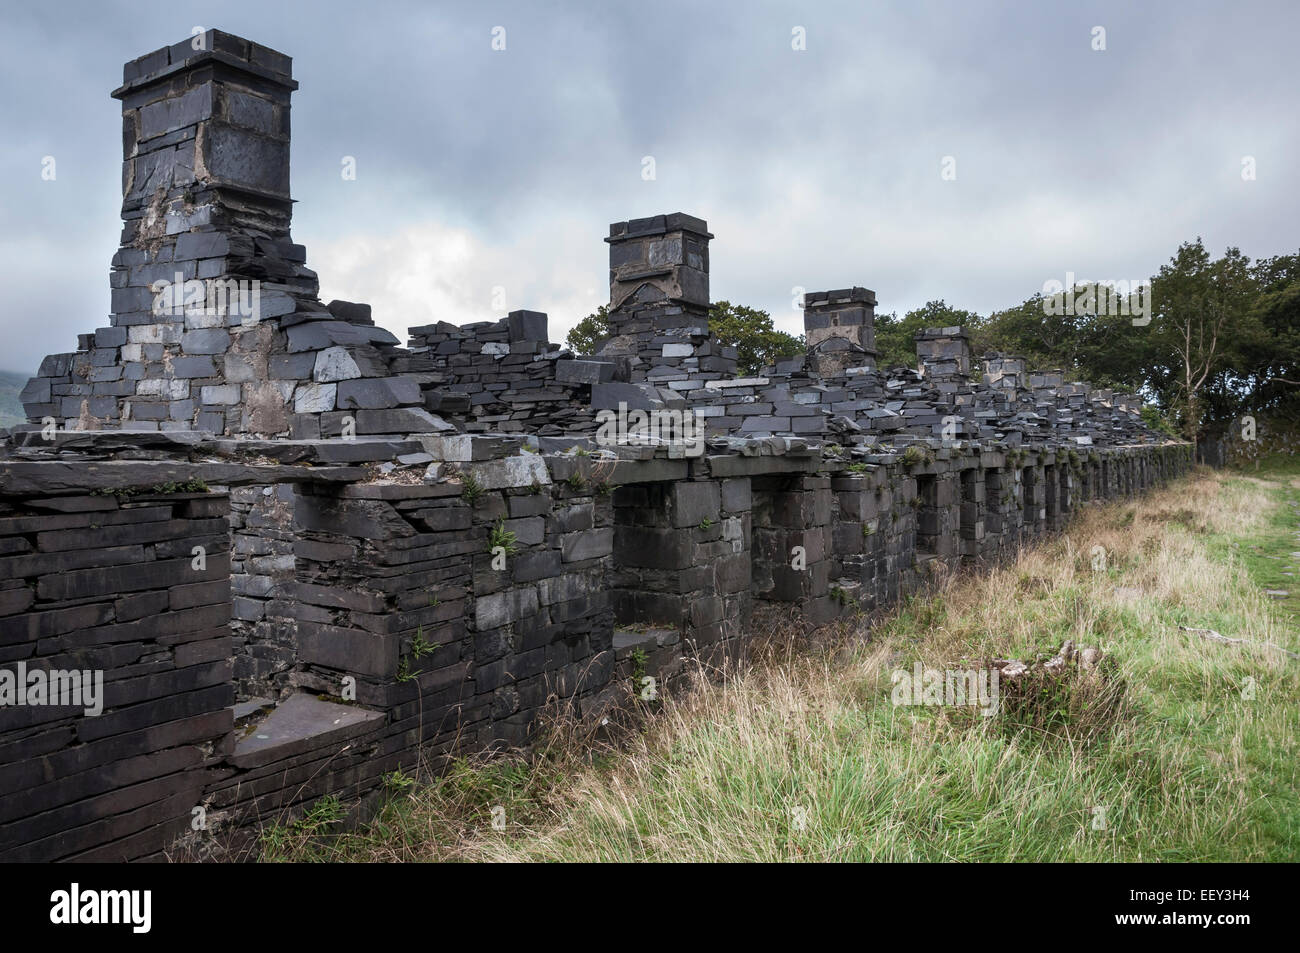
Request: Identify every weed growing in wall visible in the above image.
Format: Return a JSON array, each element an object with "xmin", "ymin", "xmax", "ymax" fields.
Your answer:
[
  {"xmin": 901, "ymin": 445, "xmax": 931, "ymax": 468},
  {"xmin": 489, "ymin": 520, "xmax": 519, "ymax": 556},
  {"xmin": 459, "ymin": 471, "xmax": 484, "ymax": 504}
]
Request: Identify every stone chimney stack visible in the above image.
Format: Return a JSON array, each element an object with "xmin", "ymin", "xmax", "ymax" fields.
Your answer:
[
  {"xmin": 598, "ymin": 213, "xmax": 722, "ymax": 379},
  {"xmin": 915, "ymin": 327, "xmax": 972, "ymax": 390},
  {"xmin": 22, "ymin": 31, "xmax": 426, "ymax": 437},
  {"xmin": 115, "ymin": 30, "xmax": 296, "ymax": 238},
  {"xmin": 110, "ymin": 30, "xmax": 315, "ymax": 319},
  {"xmin": 803, "ymin": 288, "xmax": 877, "ymax": 352},
  {"xmin": 803, "ymin": 287, "xmax": 877, "ymax": 377},
  {"xmin": 93, "ymin": 31, "xmax": 314, "ymax": 432},
  {"xmin": 981, "ymin": 353, "xmax": 1026, "ymax": 391},
  {"xmin": 606, "ymin": 213, "xmax": 711, "ymax": 313}
]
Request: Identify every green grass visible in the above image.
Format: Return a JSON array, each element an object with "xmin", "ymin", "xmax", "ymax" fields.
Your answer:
[
  {"xmin": 258, "ymin": 463, "xmax": 1300, "ymax": 863},
  {"xmin": 1213, "ymin": 462, "xmax": 1300, "ymax": 622}
]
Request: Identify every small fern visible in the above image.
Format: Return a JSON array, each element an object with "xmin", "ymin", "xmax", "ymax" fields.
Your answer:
[{"xmin": 488, "ymin": 519, "xmax": 519, "ymax": 555}]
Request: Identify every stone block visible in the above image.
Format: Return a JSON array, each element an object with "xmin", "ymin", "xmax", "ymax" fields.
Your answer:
[
  {"xmin": 555, "ymin": 360, "xmax": 615, "ymax": 385},
  {"xmin": 181, "ymin": 329, "xmax": 230, "ymax": 354},
  {"xmin": 336, "ymin": 377, "xmax": 421, "ymax": 409},
  {"xmin": 444, "ymin": 454, "xmax": 551, "ymax": 491},
  {"xmin": 297, "ymin": 623, "xmax": 397, "ymax": 679},
  {"xmin": 200, "ymin": 384, "xmax": 241, "ymax": 405},
  {"xmin": 326, "ymin": 300, "xmax": 372, "ymax": 323},
  {"xmin": 139, "ymin": 85, "xmax": 214, "ymax": 140},
  {"xmin": 670, "ymin": 481, "xmax": 720, "ymax": 528},
  {"xmin": 506, "ymin": 310, "xmax": 547, "ymax": 343},
  {"xmin": 172, "ymin": 356, "xmax": 216, "ymax": 378},
  {"xmin": 512, "ymin": 550, "xmax": 562, "ymax": 583},
  {"xmin": 591, "ymin": 381, "xmax": 663, "ymax": 411},
  {"xmin": 313, "ymin": 346, "xmax": 362, "ymax": 382},
  {"xmin": 223, "ymin": 353, "xmax": 259, "ymax": 383},
  {"xmin": 720, "ymin": 477, "xmax": 751, "ymax": 513},
  {"xmin": 270, "ymin": 353, "xmax": 316, "ymax": 379},
  {"xmin": 475, "ymin": 586, "xmax": 540, "ymax": 630},
  {"xmin": 294, "ymin": 383, "xmax": 336, "ymax": 413},
  {"xmin": 561, "ymin": 527, "xmax": 614, "ymax": 562},
  {"xmin": 354, "ymin": 408, "xmax": 452, "ymax": 433}
]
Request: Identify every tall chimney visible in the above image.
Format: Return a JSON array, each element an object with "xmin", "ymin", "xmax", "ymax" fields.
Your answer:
[
  {"xmin": 803, "ymin": 287, "xmax": 877, "ymax": 377},
  {"xmin": 597, "ymin": 213, "xmax": 715, "ymax": 379},
  {"xmin": 115, "ymin": 31, "xmax": 296, "ymax": 233},
  {"xmin": 915, "ymin": 327, "xmax": 972, "ymax": 390},
  {"xmin": 25, "ymin": 33, "xmax": 314, "ymax": 433},
  {"xmin": 20, "ymin": 31, "xmax": 436, "ymax": 439}
]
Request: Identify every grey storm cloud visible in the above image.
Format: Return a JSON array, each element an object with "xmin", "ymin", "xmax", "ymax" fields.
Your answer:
[{"xmin": 1, "ymin": 0, "xmax": 1296, "ymax": 376}]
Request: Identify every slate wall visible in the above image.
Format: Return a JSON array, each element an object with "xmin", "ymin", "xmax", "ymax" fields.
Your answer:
[
  {"xmin": 0, "ymin": 439, "xmax": 1193, "ymax": 860},
  {"xmin": 0, "ymin": 486, "xmax": 234, "ymax": 861}
]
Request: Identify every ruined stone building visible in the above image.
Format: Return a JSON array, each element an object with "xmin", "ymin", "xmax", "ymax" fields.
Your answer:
[{"xmin": 0, "ymin": 31, "xmax": 1192, "ymax": 861}]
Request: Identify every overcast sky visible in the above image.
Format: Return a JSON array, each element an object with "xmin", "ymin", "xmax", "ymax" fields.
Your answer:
[{"xmin": 1, "ymin": 0, "xmax": 1296, "ymax": 375}]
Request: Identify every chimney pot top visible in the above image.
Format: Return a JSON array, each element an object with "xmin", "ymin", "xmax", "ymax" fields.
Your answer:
[
  {"xmin": 606, "ymin": 212, "xmax": 712, "ymax": 243},
  {"xmin": 803, "ymin": 287, "xmax": 877, "ymax": 309},
  {"xmin": 113, "ymin": 29, "xmax": 295, "ymax": 98}
]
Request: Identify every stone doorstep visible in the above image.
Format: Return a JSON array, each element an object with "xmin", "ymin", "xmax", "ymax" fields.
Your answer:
[
  {"xmin": 228, "ymin": 693, "xmax": 385, "ymax": 770},
  {"xmin": 613, "ymin": 626, "xmax": 680, "ymax": 660},
  {"xmin": 232, "ymin": 696, "xmax": 276, "ymax": 726}
]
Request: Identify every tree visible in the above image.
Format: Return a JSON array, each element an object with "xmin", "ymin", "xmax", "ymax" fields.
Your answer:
[
  {"xmin": 1240, "ymin": 253, "xmax": 1300, "ymax": 417},
  {"xmin": 707, "ymin": 301, "xmax": 804, "ymax": 375},
  {"xmin": 1148, "ymin": 240, "xmax": 1256, "ymax": 442},
  {"xmin": 564, "ymin": 301, "xmax": 803, "ymax": 376},
  {"xmin": 977, "ymin": 289, "xmax": 1155, "ymax": 393},
  {"xmin": 564, "ymin": 305, "xmax": 609, "ymax": 355}
]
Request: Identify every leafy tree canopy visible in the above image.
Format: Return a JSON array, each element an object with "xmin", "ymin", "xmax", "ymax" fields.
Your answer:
[
  {"xmin": 564, "ymin": 305, "xmax": 609, "ymax": 356},
  {"xmin": 708, "ymin": 300, "xmax": 804, "ymax": 376}
]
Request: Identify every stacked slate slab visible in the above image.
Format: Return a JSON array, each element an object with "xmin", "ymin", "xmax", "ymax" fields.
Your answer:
[
  {"xmin": 0, "ymin": 485, "xmax": 233, "ymax": 861},
  {"xmin": 402, "ymin": 312, "xmax": 608, "ymax": 435}
]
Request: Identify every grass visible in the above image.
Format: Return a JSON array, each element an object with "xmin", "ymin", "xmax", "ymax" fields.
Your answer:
[
  {"xmin": 1210, "ymin": 454, "xmax": 1300, "ymax": 624},
  {"xmin": 260, "ymin": 462, "xmax": 1300, "ymax": 862}
]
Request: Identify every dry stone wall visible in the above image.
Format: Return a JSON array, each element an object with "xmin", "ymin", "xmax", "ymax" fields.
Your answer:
[
  {"xmin": 0, "ymin": 30, "xmax": 1195, "ymax": 861},
  {"xmin": 0, "ymin": 478, "xmax": 234, "ymax": 860}
]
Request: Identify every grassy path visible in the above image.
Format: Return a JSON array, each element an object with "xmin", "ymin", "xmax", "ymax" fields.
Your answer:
[{"xmin": 1211, "ymin": 457, "xmax": 1300, "ymax": 624}]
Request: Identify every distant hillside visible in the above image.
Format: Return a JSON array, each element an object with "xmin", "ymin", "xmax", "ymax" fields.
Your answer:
[{"xmin": 0, "ymin": 370, "xmax": 30, "ymax": 428}]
